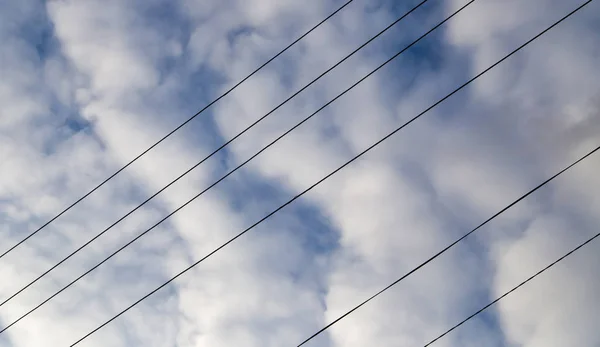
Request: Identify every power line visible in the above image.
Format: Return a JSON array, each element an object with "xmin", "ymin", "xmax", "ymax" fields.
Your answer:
[
  {"xmin": 0, "ymin": 0, "xmax": 432, "ymax": 309},
  {"xmin": 61, "ymin": 0, "xmax": 581, "ymax": 344},
  {"xmin": 303, "ymin": 145, "xmax": 600, "ymax": 347},
  {"xmin": 0, "ymin": 0, "xmax": 356, "ymax": 261},
  {"xmin": 295, "ymin": 2, "xmax": 593, "ymax": 345},
  {"xmin": 0, "ymin": 0, "xmax": 441, "ymax": 332},
  {"xmin": 424, "ymin": 154, "xmax": 600, "ymax": 346}
]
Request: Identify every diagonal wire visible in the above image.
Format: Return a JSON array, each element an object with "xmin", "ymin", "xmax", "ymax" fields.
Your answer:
[
  {"xmin": 295, "ymin": 2, "xmax": 593, "ymax": 346},
  {"xmin": 425, "ymin": 154, "xmax": 600, "ymax": 346},
  {"xmin": 65, "ymin": 0, "xmax": 576, "ymax": 343},
  {"xmin": 0, "ymin": 0, "xmax": 442, "ymax": 333},
  {"xmin": 0, "ymin": 0, "xmax": 356, "ymax": 261},
  {"xmin": 0, "ymin": 0, "xmax": 432, "ymax": 309},
  {"xmin": 306, "ymin": 144, "xmax": 600, "ymax": 347}
]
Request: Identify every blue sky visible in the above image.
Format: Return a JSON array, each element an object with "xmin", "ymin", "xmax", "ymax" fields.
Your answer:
[{"xmin": 0, "ymin": 0, "xmax": 599, "ymax": 346}]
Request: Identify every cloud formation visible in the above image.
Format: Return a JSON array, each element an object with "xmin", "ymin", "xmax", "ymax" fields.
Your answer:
[{"xmin": 0, "ymin": 0, "xmax": 599, "ymax": 346}]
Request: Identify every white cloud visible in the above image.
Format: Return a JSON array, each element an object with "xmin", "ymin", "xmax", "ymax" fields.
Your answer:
[{"xmin": 0, "ymin": 0, "xmax": 599, "ymax": 347}]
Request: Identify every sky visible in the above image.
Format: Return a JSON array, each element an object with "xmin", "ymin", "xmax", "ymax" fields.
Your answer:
[{"xmin": 0, "ymin": 0, "xmax": 599, "ymax": 346}]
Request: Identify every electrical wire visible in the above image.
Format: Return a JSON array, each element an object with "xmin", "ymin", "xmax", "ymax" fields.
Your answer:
[
  {"xmin": 0, "ymin": 0, "xmax": 446, "ymax": 334},
  {"xmin": 295, "ymin": 2, "xmax": 593, "ymax": 346},
  {"xmin": 0, "ymin": 0, "xmax": 432, "ymax": 309},
  {"xmin": 62, "ymin": 0, "xmax": 584, "ymax": 344},
  {"xmin": 301, "ymin": 144, "xmax": 600, "ymax": 347},
  {"xmin": 0, "ymin": 0, "xmax": 356, "ymax": 261},
  {"xmin": 424, "ymin": 149, "xmax": 600, "ymax": 346}
]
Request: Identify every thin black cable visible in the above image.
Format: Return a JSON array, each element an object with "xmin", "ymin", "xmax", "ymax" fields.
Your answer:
[
  {"xmin": 0, "ymin": 0, "xmax": 356, "ymax": 261},
  {"xmin": 0, "ymin": 0, "xmax": 432, "ymax": 309},
  {"xmin": 304, "ymin": 144, "xmax": 600, "ymax": 347},
  {"xmin": 425, "ymin": 155, "xmax": 600, "ymax": 346},
  {"xmin": 296, "ymin": 2, "xmax": 593, "ymax": 345},
  {"xmin": 0, "ymin": 0, "xmax": 442, "ymax": 333},
  {"xmin": 66, "ymin": 0, "xmax": 573, "ymax": 343}
]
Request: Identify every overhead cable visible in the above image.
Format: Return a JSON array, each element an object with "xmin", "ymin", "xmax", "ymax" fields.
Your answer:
[
  {"xmin": 296, "ymin": 2, "xmax": 593, "ymax": 345},
  {"xmin": 0, "ymin": 0, "xmax": 357, "ymax": 261},
  {"xmin": 0, "ymin": 0, "xmax": 432, "ymax": 311},
  {"xmin": 425, "ymin": 148, "xmax": 599, "ymax": 346},
  {"xmin": 1, "ymin": 0, "xmax": 444, "ymax": 335},
  {"xmin": 68, "ymin": 0, "xmax": 590, "ymax": 344}
]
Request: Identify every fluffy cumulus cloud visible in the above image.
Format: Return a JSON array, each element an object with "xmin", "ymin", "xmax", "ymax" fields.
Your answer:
[{"xmin": 0, "ymin": 0, "xmax": 599, "ymax": 346}]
